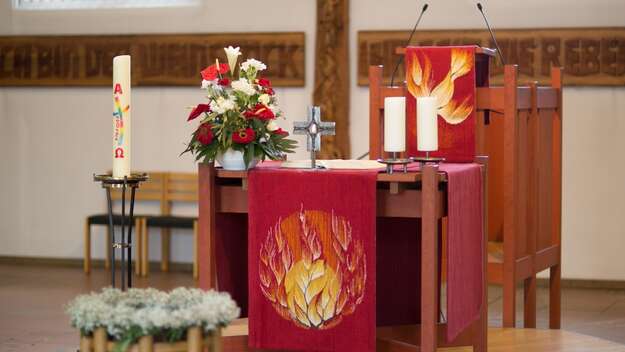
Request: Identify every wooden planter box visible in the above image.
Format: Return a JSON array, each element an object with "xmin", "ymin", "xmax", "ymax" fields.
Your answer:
[{"xmin": 79, "ymin": 326, "xmax": 221, "ymax": 352}]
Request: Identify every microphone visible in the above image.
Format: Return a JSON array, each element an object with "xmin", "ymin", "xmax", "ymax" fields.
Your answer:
[
  {"xmin": 476, "ymin": 2, "xmax": 506, "ymax": 66},
  {"xmin": 389, "ymin": 3, "xmax": 429, "ymax": 87}
]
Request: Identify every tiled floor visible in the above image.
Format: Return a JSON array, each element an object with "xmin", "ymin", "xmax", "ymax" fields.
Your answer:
[{"xmin": 1, "ymin": 263, "xmax": 624, "ymax": 352}]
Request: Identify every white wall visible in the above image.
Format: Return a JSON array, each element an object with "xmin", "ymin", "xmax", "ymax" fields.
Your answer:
[{"xmin": 1, "ymin": 0, "xmax": 624, "ymax": 280}]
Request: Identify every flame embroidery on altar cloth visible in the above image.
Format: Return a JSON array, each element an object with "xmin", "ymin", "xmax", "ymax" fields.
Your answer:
[
  {"xmin": 259, "ymin": 206, "xmax": 366, "ymax": 330},
  {"xmin": 406, "ymin": 48, "xmax": 474, "ymax": 125}
]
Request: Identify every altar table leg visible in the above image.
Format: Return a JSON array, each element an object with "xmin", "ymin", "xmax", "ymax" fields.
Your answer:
[
  {"xmin": 503, "ymin": 275, "xmax": 516, "ymax": 328},
  {"xmin": 421, "ymin": 164, "xmax": 439, "ymax": 352},
  {"xmin": 198, "ymin": 163, "xmax": 217, "ymax": 289},
  {"xmin": 550, "ymin": 264, "xmax": 561, "ymax": 329},
  {"xmin": 524, "ymin": 275, "xmax": 537, "ymax": 328}
]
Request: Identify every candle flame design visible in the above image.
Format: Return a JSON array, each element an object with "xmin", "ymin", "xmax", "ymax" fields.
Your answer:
[
  {"xmin": 406, "ymin": 48, "xmax": 474, "ymax": 125},
  {"xmin": 259, "ymin": 206, "xmax": 366, "ymax": 329}
]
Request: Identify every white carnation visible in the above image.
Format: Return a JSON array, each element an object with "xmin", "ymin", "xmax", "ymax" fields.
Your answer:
[
  {"xmin": 241, "ymin": 58, "xmax": 267, "ymax": 72},
  {"xmin": 266, "ymin": 120, "xmax": 279, "ymax": 131},
  {"xmin": 231, "ymin": 78, "xmax": 257, "ymax": 96},
  {"xmin": 209, "ymin": 97, "xmax": 236, "ymax": 114},
  {"xmin": 258, "ymin": 94, "xmax": 271, "ymax": 105}
]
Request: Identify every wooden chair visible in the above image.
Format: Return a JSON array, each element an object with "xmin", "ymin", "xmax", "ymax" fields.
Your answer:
[
  {"xmin": 138, "ymin": 172, "xmax": 199, "ymax": 279},
  {"xmin": 369, "ymin": 52, "xmax": 563, "ymax": 329},
  {"xmin": 83, "ymin": 172, "xmax": 166, "ymax": 275}
]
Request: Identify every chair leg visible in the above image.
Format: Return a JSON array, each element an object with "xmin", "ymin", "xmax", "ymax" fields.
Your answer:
[
  {"xmin": 503, "ymin": 276, "xmax": 516, "ymax": 328},
  {"xmin": 524, "ymin": 275, "xmax": 537, "ymax": 328},
  {"xmin": 105, "ymin": 225, "xmax": 111, "ymax": 270},
  {"xmin": 135, "ymin": 218, "xmax": 142, "ymax": 276},
  {"xmin": 141, "ymin": 220, "xmax": 149, "ymax": 277},
  {"xmin": 84, "ymin": 220, "xmax": 91, "ymax": 274},
  {"xmin": 549, "ymin": 264, "xmax": 561, "ymax": 329},
  {"xmin": 193, "ymin": 220, "xmax": 199, "ymax": 280},
  {"xmin": 161, "ymin": 229, "xmax": 171, "ymax": 272}
]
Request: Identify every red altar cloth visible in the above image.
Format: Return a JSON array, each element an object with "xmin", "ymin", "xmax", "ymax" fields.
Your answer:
[
  {"xmin": 202, "ymin": 161, "xmax": 483, "ymax": 348},
  {"xmin": 248, "ymin": 168, "xmax": 377, "ymax": 352}
]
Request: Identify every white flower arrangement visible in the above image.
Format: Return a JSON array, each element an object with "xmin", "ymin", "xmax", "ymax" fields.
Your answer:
[{"xmin": 66, "ymin": 287, "xmax": 240, "ymax": 351}]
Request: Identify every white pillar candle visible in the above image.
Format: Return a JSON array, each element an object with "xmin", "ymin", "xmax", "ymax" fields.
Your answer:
[
  {"xmin": 112, "ymin": 55, "xmax": 131, "ymax": 178},
  {"xmin": 417, "ymin": 96, "xmax": 438, "ymax": 152},
  {"xmin": 383, "ymin": 97, "xmax": 406, "ymax": 152}
]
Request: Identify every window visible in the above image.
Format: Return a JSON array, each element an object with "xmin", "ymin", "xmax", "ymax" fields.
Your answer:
[{"xmin": 13, "ymin": 0, "xmax": 199, "ymax": 10}]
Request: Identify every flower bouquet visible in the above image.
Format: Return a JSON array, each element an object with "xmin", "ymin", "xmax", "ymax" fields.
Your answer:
[
  {"xmin": 182, "ymin": 46, "xmax": 297, "ymax": 170},
  {"xmin": 66, "ymin": 287, "xmax": 239, "ymax": 352}
]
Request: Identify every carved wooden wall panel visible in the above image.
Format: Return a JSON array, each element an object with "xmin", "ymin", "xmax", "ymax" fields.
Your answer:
[
  {"xmin": 314, "ymin": 0, "xmax": 350, "ymax": 159},
  {"xmin": 358, "ymin": 28, "xmax": 625, "ymax": 86},
  {"xmin": 0, "ymin": 32, "xmax": 305, "ymax": 87}
]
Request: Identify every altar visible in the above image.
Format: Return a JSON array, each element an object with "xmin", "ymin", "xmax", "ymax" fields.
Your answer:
[{"xmin": 196, "ymin": 160, "xmax": 487, "ymax": 352}]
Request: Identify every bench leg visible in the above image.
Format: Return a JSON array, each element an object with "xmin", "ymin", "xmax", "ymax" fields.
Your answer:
[
  {"xmin": 84, "ymin": 220, "xmax": 91, "ymax": 274},
  {"xmin": 161, "ymin": 229, "xmax": 170, "ymax": 272},
  {"xmin": 135, "ymin": 218, "xmax": 142, "ymax": 276},
  {"xmin": 524, "ymin": 275, "xmax": 537, "ymax": 328},
  {"xmin": 549, "ymin": 264, "xmax": 561, "ymax": 329},
  {"xmin": 141, "ymin": 220, "xmax": 149, "ymax": 277}
]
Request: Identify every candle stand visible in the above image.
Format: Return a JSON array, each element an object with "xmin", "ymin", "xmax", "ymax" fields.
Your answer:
[
  {"xmin": 377, "ymin": 152, "xmax": 411, "ymax": 174},
  {"xmin": 411, "ymin": 151, "xmax": 445, "ymax": 165},
  {"xmin": 93, "ymin": 173, "xmax": 148, "ymax": 290}
]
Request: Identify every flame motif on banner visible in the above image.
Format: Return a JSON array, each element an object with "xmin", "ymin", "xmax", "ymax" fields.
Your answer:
[
  {"xmin": 406, "ymin": 48, "xmax": 474, "ymax": 125},
  {"xmin": 259, "ymin": 206, "xmax": 366, "ymax": 329}
]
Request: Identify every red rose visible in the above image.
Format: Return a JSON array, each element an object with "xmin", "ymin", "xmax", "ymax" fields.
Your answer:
[
  {"xmin": 257, "ymin": 78, "xmax": 272, "ymax": 87},
  {"xmin": 232, "ymin": 128, "xmax": 256, "ymax": 144},
  {"xmin": 264, "ymin": 87, "xmax": 275, "ymax": 95},
  {"xmin": 218, "ymin": 78, "xmax": 230, "ymax": 86},
  {"xmin": 243, "ymin": 103, "xmax": 275, "ymax": 121},
  {"xmin": 200, "ymin": 63, "xmax": 229, "ymax": 81},
  {"xmin": 196, "ymin": 123, "xmax": 214, "ymax": 145},
  {"xmin": 187, "ymin": 103, "xmax": 210, "ymax": 121},
  {"xmin": 274, "ymin": 128, "xmax": 289, "ymax": 136}
]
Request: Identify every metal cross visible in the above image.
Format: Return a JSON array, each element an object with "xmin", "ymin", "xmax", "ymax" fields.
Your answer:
[{"xmin": 293, "ymin": 106, "xmax": 336, "ymax": 169}]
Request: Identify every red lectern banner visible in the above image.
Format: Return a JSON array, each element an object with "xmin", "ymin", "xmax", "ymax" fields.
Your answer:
[{"xmin": 405, "ymin": 46, "xmax": 477, "ymax": 162}]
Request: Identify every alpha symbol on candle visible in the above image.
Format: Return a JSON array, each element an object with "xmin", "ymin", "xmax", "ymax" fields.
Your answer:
[
  {"xmin": 114, "ymin": 148, "xmax": 125, "ymax": 159},
  {"xmin": 114, "ymin": 83, "xmax": 123, "ymax": 94}
]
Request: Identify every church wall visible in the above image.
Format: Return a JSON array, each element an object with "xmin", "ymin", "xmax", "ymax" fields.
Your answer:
[{"xmin": 1, "ymin": 0, "xmax": 624, "ymax": 281}]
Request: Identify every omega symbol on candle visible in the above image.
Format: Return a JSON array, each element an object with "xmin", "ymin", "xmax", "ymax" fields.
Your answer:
[{"xmin": 114, "ymin": 148, "xmax": 125, "ymax": 159}]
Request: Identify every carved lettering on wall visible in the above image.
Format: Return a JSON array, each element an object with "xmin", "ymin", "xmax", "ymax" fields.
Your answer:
[
  {"xmin": 358, "ymin": 28, "xmax": 625, "ymax": 86},
  {"xmin": 0, "ymin": 33, "xmax": 305, "ymax": 86}
]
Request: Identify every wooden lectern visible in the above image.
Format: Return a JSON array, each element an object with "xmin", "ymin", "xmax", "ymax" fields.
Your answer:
[{"xmin": 369, "ymin": 47, "xmax": 563, "ymax": 329}]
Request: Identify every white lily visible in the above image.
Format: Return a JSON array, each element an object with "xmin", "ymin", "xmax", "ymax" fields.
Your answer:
[{"xmin": 224, "ymin": 46, "xmax": 241, "ymax": 75}]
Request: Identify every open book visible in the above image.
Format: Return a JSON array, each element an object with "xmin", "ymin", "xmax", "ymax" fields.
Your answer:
[{"xmin": 280, "ymin": 159, "xmax": 385, "ymax": 170}]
